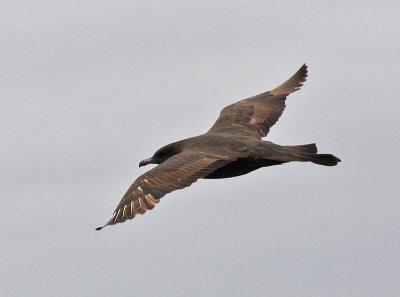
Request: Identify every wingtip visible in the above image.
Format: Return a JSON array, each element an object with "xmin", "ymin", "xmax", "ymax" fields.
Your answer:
[
  {"xmin": 95, "ymin": 226, "xmax": 104, "ymax": 231},
  {"xmin": 300, "ymin": 63, "xmax": 308, "ymax": 76},
  {"xmin": 269, "ymin": 63, "xmax": 309, "ymax": 96},
  {"xmin": 296, "ymin": 63, "xmax": 308, "ymax": 81}
]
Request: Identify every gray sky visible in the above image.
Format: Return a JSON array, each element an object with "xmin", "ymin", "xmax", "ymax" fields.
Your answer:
[{"xmin": 1, "ymin": 1, "xmax": 399, "ymax": 296}]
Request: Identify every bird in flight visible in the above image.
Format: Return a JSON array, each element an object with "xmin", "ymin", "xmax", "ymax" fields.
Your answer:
[{"xmin": 96, "ymin": 64, "xmax": 340, "ymax": 230}]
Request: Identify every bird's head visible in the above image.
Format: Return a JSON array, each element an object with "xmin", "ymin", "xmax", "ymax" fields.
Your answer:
[
  {"xmin": 139, "ymin": 142, "xmax": 182, "ymax": 167},
  {"xmin": 138, "ymin": 156, "xmax": 157, "ymax": 167}
]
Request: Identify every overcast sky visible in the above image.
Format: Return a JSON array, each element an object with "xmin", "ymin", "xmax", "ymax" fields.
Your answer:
[{"xmin": 1, "ymin": 1, "xmax": 399, "ymax": 296}]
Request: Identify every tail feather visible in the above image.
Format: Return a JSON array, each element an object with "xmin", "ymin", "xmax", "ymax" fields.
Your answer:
[
  {"xmin": 287, "ymin": 143, "xmax": 318, "ymax": 154},
  {"xmin": 309, "ymin": 154, "xmax": 341, "ymax": 166},
  {"xmin": 284, "ymin": 144, "xmax": 341, "ymax": 166},
  {"xmin": 265, "ymin": 142, "xmax": 341, "ymax": 167}
]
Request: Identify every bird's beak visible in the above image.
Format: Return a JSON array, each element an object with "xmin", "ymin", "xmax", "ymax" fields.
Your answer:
[{"xmin": 139, "ymin": 157, "xmax": 154, "ymax": 167}]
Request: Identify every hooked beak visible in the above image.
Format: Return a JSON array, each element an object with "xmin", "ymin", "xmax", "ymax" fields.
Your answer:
[{"xmin": 139, "ymin": 157, "xmax": 155, "ymax": 167}]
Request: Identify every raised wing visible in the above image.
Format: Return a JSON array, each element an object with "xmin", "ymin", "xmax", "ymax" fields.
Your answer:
[
  {"xmin": 207, "ymin": 64, "xmax": 308, "ymax": 138},
  {"xmin": 96, "ymin": 152, "xmax": 234, "ymax": 230}
]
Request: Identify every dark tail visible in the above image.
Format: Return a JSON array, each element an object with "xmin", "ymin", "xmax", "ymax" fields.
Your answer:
[
  {"xmin": 308, "ymin": 154, "xmax": 341, "ymax": 166},
  {"xmin": 285, "ymin": 143, "xmax": 341, "ymax": 166}
]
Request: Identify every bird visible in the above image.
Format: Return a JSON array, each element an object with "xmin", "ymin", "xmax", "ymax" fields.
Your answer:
[{"xmin": 96, "ymin": 64, "xmax": 340, "ymax": 230}]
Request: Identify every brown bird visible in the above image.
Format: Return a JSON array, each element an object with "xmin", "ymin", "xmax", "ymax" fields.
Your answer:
[{"xmin": 96, "ymin": 64, "xmax": 340, "ymax": 230}]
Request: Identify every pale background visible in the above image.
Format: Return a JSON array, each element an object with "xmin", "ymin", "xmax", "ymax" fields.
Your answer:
[{"xmin": 1, "ymin": 1, "xmax": 399, "ymax": 296}]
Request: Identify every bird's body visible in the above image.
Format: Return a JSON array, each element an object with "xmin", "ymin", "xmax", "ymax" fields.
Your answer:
[
  {"xmin": 152, "ymin": 133, "xmax": 336, "ymax": 179},
  {"xmin": 96, "ymin": 64, "xmax": 340, "ymax": 230}
]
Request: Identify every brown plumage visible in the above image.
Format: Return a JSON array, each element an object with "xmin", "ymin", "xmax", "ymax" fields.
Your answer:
[{"xmin": 96, "ymin": 64, "xmax": 340, "ymax": 230}]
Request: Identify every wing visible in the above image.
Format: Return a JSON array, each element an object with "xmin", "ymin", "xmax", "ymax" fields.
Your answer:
[
  {"xmin": 96, "ymin": 152, "xmax": 234, "ymax": 230},
  {"xmin": 207, "ymin": 64, "xmax": 308, "ymax": 138}
]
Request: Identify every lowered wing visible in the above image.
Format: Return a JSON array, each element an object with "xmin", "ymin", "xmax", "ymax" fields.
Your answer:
[{"xmin": 96, "ymin": 151, "xmax": 234, "ymax": 229}]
